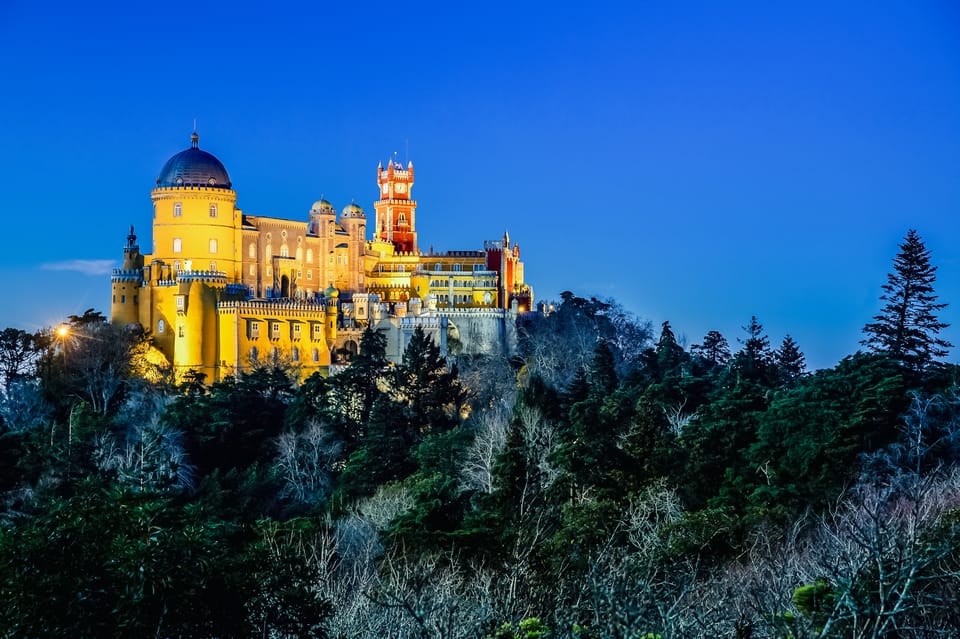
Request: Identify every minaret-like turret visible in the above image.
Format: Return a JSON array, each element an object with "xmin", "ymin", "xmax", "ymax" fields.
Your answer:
[{"xmin": 111, "ymin": 226, "xmax": 144, "ymax": 325}]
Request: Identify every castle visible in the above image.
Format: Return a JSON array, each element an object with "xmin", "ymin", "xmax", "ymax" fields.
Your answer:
[{"xmin": 110, "ymin": 132, "xmax": 533, "ymax": 381}]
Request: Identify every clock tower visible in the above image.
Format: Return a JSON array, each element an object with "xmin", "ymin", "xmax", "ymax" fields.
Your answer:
[{"xmin": 374, "ymin": 158, "xmax": 417, "ymax": 253}]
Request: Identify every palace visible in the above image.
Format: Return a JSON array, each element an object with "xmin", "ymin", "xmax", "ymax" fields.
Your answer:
[{"xmin": 110, "ymin": 133, "xmax": 533, "ymax": 381}]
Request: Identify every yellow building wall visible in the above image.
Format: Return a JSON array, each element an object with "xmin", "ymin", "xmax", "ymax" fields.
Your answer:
[{"xmin": 150, "ymin": 186, "xmax": 241, "ymax": 279}]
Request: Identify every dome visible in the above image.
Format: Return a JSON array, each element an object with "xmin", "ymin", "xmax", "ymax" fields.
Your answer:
[
  {"xmin": 310, "ymin": 199, "xmax": 334, "ymax": 214},
  {"xmin": 156, "ymin": 132, "xmax": 232, "ymax": 189},
  {"xmin": 324, "ymin": 285, "xmax": 340, "ymax": 298},
  {"xmin": 342, "ymin": 203, "xmax": 365, "ymax": 218}
]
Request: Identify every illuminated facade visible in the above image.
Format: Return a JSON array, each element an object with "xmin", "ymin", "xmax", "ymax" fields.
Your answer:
[{"xmin": 110, "ymin": 133, "xmax": 533, "ymax": 381}]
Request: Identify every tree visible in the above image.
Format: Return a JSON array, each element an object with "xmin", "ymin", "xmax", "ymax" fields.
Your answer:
[
  {"xmin": 774, "ymin": 335, "xmax": 806, "ymax": 387},
  {"xmin": 0, "ymin": 328, "xmax": 44, "ymax": 393},
  {"xmin": 691, "ymin": 330, "xmax": 730, "ymax": 368},
  {"xmin": 862, "ymin": 229, "xmax": 951, "ymax": 370},
  {"xmin": 729, "ymin": 316, "xmax": 774, "ymax": 385}
]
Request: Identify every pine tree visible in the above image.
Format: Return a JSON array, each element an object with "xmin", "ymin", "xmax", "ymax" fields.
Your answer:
[
  {"xmin": 774, "ymin": 335, "xmax": 807, "ymax": 387},
  {"xmin": 691, "ymin": 330, "xmax": 731, "ymax": 367},
  {"xmin": 862, "ymin": 229, "xmax": 951, "ymax": 370}
]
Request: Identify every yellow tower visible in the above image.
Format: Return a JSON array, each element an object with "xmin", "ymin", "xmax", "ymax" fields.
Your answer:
[{"xmin": 151, "ymin": 131, "xmax": 241, "ymax": 280}]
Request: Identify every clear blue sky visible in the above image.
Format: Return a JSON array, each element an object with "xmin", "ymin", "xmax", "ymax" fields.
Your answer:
[{"xmin": 1, "ymin": 0, "xmax": 958, "ymax": 370}]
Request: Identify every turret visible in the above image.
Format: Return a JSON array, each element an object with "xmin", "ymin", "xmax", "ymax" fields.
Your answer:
[{"xmin": 111, "ymin": 226, "xmax": 143, "ymax": 326}]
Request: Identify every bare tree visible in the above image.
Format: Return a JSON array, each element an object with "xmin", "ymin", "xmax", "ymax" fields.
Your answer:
[{"xmin": 275, "ymin": 419, "xmax": 344, "ymax": 505}]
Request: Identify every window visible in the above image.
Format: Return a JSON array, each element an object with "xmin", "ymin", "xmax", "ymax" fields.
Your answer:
[
  {"xmin": 249, "ymin": 243, "xmax": 256, "ymax": 258},
  {"xmin": 435, "ymin": 263, "xmax": 442, "ymax": 271},
  {"xmin": 120, "ymin": 295, "xmax": 126, "ymax": 304},
  {"xmin": 399, "ymin": 212, "xmax": 406, "ymax": 223},
  {"xmin": 292, "ymin": 346, "xmax": 300, "ymax": 362},
  {"xmin": 398, "ymin": 264, "xmax": 405, "ymax": 273},
  {"xmin": 271, "ymin": 322, "xmax": 281, "ymax": 339},
  {"xmin": 453, "ymin": 264, "xmax": 461, "ymax": 271},
  {"xmin": 176, "ymin": 296, "xmax": 185, "ymax": 310},
  {"xmin": 312, "ymin": 348, "xmax": 319, "ymax": 363},
  {"xmin": 250, "ymin": 346, "xmax": 259, "ymax": 361},
  {"xmin": 250, "ymin": 321, "xmax": 260, "ymax": 337},
  {"xmin": 297, "ymin": 270, "xmax": 302, "ymax": 279},
  {"xmin": 312, "ymin": 323, "xmax": 322, "ymax": 339},
  {"xmin": 209, "ymin": 262, "xmax": 216, "ymax": 271},
  {"xmin": 209, "ymin": 238, "xmax": 218, "ymax": 253},
  {"xmin": 473, "ymin": 264, "xmax": 483, "ymax": 271},
  {"xmin": 280, "ymin": 244, "xmax": 289, "ymax": 258},
  {"xmin": 265, "ymin": 245, "xmax": 272, "ymax": 260},
  {"xmin": 173, "ymin": 238, "xmax": 182, "ymax": 253},
  {"xmin": 306, "ymin": 249, "xmax": 313, "ymax": 264},
  {"xmin": 158, "ymin": 319, "xmax": 165, "ymax": 334},
  {"xmin": 178, "ymin": 325, "xmax": 184, "ymax": 338},
  {"xmin": 174, "ymin": 260, "xmax": 181, "ymax": 271},
  {"xmin": 293, "ymin": 323, "xmax": 301, "ymax": 336},
  {"xmin": 306, "ymin": 270, "xmax": 312, "ymax": 281},
  {"xmin": 173, "ymin": 202, "xmax": 182, "ymax": 217},
  {"xmin": 266, "ymin": 266, "xmax": 272, "ymax": 277},
  {"xmin": 296, "ymin": 247, "xmax": 303, "ymax": 262},
  {"xmin": 209, "ymin": 203, "xmax": 218, "ymax": 218},
  {"xmin": 249, "ymin": 264, "xmax": 255, "ymax": 276}
]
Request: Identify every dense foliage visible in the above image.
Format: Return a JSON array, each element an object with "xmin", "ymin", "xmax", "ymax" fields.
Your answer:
[{"xmin": 1, "ymin": 231, "xmax": 959, "ymax": 638}]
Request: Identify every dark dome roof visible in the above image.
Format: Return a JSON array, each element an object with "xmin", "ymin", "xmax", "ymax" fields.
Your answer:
[{"xmin": 156, "ymin": 133, "xmax": 232, "ymax": 189}]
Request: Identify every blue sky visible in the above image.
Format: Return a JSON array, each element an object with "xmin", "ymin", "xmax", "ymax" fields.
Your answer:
[{"xmin": 1, "ymin": 0, "xmax": 958, "ymax": 370}]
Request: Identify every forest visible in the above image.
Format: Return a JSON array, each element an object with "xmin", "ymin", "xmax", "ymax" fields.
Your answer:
[{"xmin": 1, "ymin": 229, "xmax": 959, "ymax": 639}]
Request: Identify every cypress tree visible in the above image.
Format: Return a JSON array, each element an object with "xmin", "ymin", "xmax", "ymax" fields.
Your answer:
[{"xmin": 862, "ymin": 229, "xmax": 951, "ymax": 370}]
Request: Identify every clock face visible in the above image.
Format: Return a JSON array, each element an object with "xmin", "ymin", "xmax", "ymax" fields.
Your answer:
[{"xmin": 396, "ymin": 183, "xmax": 407, "ymax": 194}]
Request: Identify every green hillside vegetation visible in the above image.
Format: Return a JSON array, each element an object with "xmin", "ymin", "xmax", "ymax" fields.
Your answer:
[{"xmin": 1, "ymin": 230, "xmax": 959, "ymax": 638}]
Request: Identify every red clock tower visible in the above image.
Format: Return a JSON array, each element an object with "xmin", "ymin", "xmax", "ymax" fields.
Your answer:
[{"xmin": 374, "ymin": 158, "xmax": 417, "ymax": 253}]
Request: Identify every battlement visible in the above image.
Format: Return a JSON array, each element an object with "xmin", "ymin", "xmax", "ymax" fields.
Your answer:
[
  {"xmin": 178, "ymin": 270, "xmax": 228, "ymax": 284},
  {"xmin": 111, "ymin": 269, "xmax": 142, "ymax": 281},
  {"xmin": 218, "ymin": 299, "xmax": 329, "ymax": 315}
]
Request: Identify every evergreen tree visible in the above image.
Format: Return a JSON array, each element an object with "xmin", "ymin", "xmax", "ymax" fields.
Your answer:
[
  {"xmin": 862, "ymin": 229, "xmax": 951, "ymax": 370},
  {"xmin": 691, "ymin": 330, "xmax": 731, "ymax": 367},
  {"xmin": 730, "ymin": 316, "xmax": 774, "ymax": 385},
  {"xmin": 775, "ymin": 335, "xmax": 807, "ymax": 387}
]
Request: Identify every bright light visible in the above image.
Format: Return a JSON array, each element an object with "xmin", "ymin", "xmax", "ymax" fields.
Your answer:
[{"xmin": 56, "ymin": 325, "xmax": 69, "ymax": 339}]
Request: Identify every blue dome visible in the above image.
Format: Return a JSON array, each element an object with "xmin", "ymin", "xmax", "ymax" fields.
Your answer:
[{"xmin": 156, "ymin": 133, "xmax": 232, "ymax": 189}]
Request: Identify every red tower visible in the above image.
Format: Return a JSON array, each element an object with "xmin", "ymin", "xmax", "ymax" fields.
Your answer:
[{"xmin": 374, "ymin": 158, "xmax": 417, "ymax": 253}]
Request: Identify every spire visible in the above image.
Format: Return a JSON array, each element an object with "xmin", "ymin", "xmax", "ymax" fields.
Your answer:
[{"xmin": 191, "ymin": 120, "xmax": 199, "ymax": 148}]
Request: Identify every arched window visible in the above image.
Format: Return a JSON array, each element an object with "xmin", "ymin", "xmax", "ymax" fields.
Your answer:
[
  {"xmin": 158, "ymin": 319, "xmax": 165, "ymax": 334},
  {"xmin": 209, "ymin": 203, "xmax": 218, "ymax": 218},
  {"xmin": 265, "ymin": 244, "xmax": 272, "ymax": 260},
  {"xmin": 399, "ymin": 212, "xmax": 406, "ymax": 223},
  {"xmin": 209, "ymin": 239, "xmax": 218, "ymax": 254},
  {"xmin": 280, "ymin": 244, "xmax": 289, "ymax": 258},
  {"xmin": 292, "ymin": 346, "xmax": 300, "ymax": 362},
  {"xmin": 173, "ymin": 202, "xmax": 182, "ymax": 217},
  {"xmin": 312, "ymin": 348, "xmax": 320, "ymax": 363},
  {"xmin": 249, "ymin": 264, "xmax": 255, "ymax": 276},
  {"xmin": 249, "ymin": 243, "xmax": 256, "ymax": 258},
  {"xmin": 173, "ymin": 238, "xmax": 182, "ymax": 253},
  {"xmin": 296, "ymin": 247, "xmax": 303, "ymax": 262},
  {"xmin": 306, "ymin": 249, "xmax": 313, "ymax": 264}
]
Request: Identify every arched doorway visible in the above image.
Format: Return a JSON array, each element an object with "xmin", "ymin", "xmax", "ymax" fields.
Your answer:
[{"xmin": 281, "ymin": 275, "xmax": 290, "ymax": 298}]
